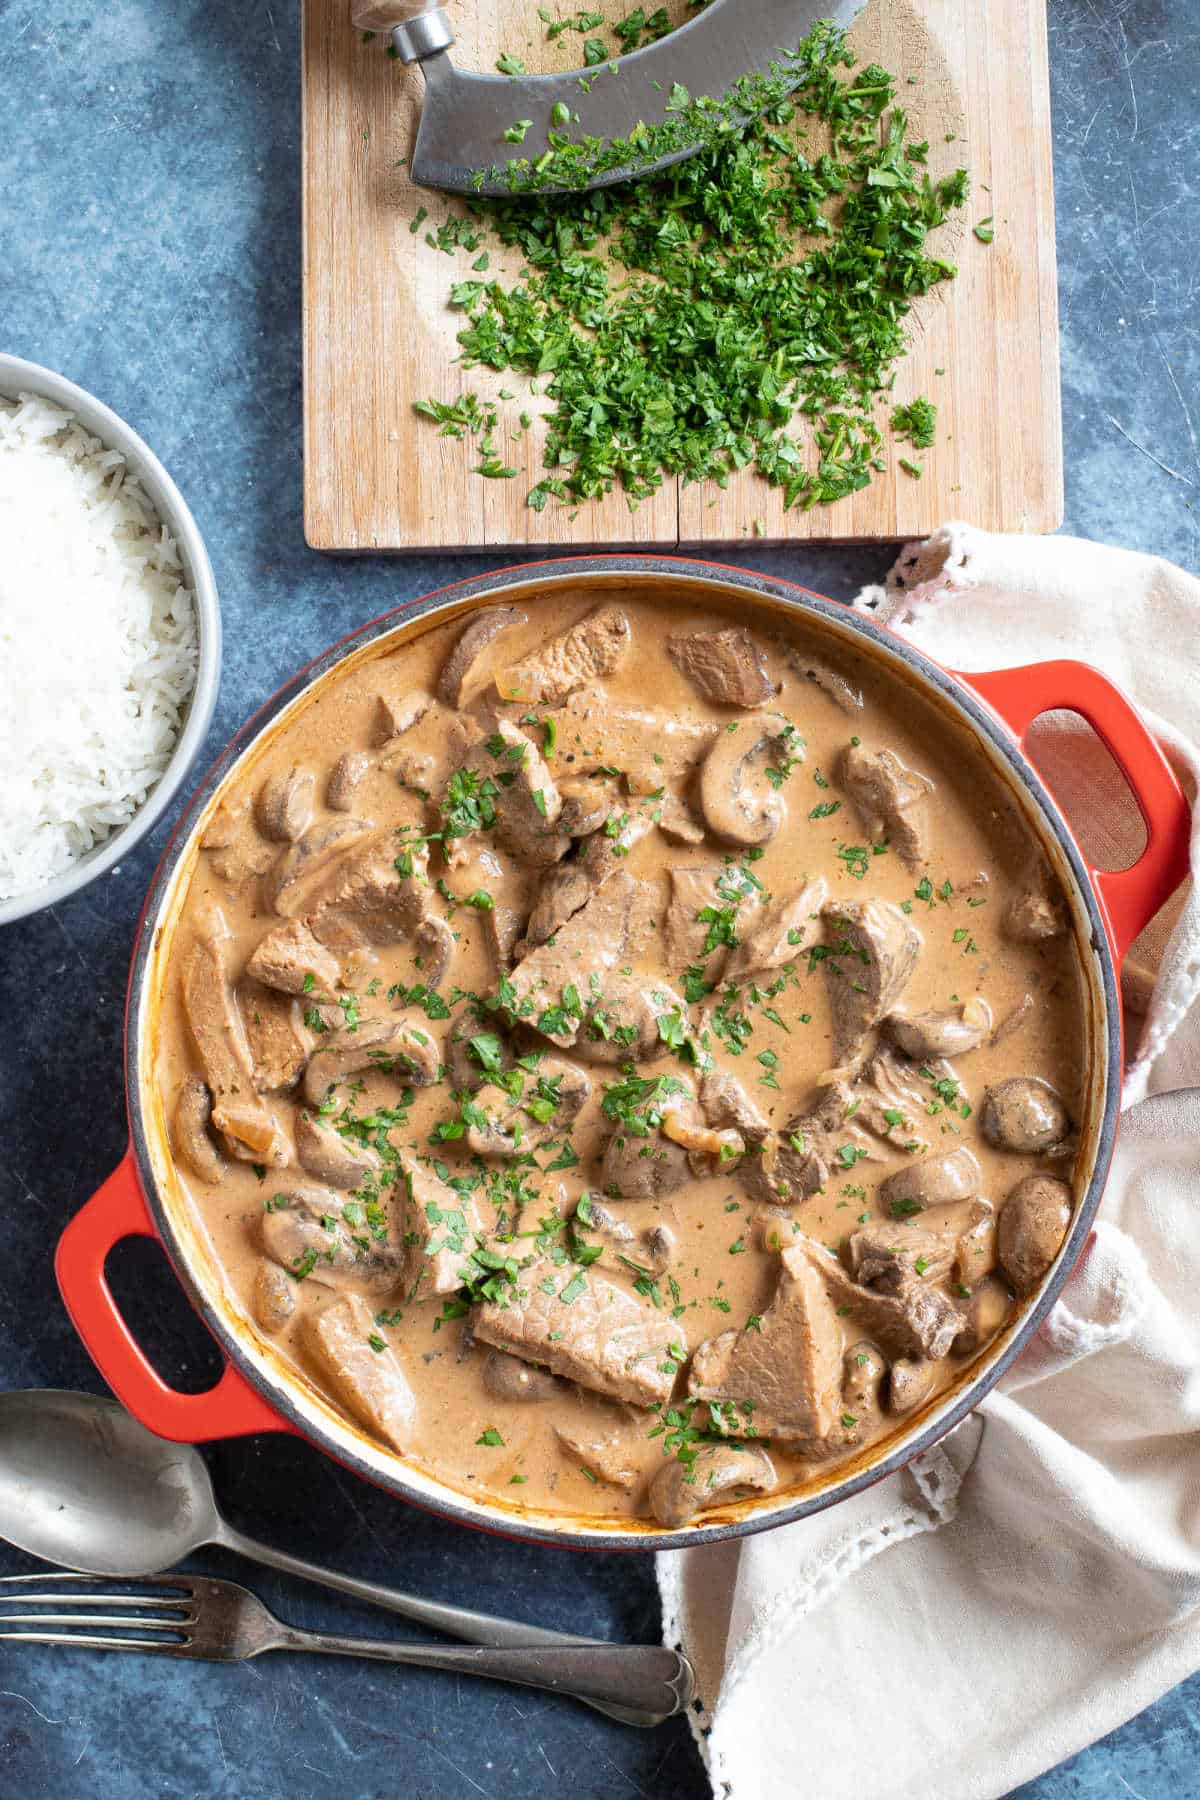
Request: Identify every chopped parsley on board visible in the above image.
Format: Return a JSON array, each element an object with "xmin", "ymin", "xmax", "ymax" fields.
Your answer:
[{"xmin": 406, "ymin": 22, "xmax": 969, "ymax": 516}]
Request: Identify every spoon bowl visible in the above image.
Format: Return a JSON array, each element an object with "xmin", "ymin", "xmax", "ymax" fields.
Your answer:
[{"xmin": 0, "ymin": 1389, "xmax": 217, "ymax": 1575}]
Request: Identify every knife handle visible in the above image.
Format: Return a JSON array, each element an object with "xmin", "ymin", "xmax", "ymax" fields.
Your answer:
[{"xmin": 352, "ymin": 0, "xmax": 454, "ymax": 62}]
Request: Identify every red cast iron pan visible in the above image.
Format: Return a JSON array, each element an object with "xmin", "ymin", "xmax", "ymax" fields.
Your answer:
[{"xmin": 54, "ymin": 557, "xmax": 1191, "ymax": 1549}]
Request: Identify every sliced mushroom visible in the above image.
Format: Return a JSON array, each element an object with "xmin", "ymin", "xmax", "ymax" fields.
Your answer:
[
  {"xmin": 481, "ymin": 1349, "xmax": 561, "ymax": 1403},
  {"xmin": 437, "ymin": 606, "xmax": 526, "ymax": 707},
  {"xmin": 952, "ymin": 1273, "xmax": 1014, "ymax": 1355},
  {"xmin": 251, "ymin": 1260, "xmax": 296, "ymax": 1335},
  {"xmin": 648, "ymin": 1445, "xmax": 776, "ymax": 1528},
  {"xmin": 466, "ymin": 1057, "xmax": 591, "ymax": 1159},
  {"xmin": 414, "ymin": 914, "xmax": 454, "ymax": 990},
  {"xmin": 782, "ymin": 644, "xmax": 864, "ymax": 713},
  {"xmin": 295, "ymin": 1110, "xmax": 381, "ymax": 1189},
  {"xmin": 887, "ymin": 998, "xmax": 993, "ymax": 1060},
  {"xmin": 877, "ymin": 1146, "xmax": 981, "ymax": 1213},
  {"xmin": 657, "ymin": 793, "xmax": 706, "ymax": 845},
  {"xmin": 886, "ymin": 1357, "xmax": 937, "ymax": 1415},
  {"xmin": 980, "ymin": 1078, "xmax": 1071, "ymax": 1154},
  {"xmin": 840, "ymin": 1341, "xmax": 886, "ymax": 1429},
  {"xmin": 267, "ymin": 817, "xmax": 374, "ymax": 915},
  {"xmin": 997, "ymin": 1174, "xmax": 1072, "ymax": 1293},
  {"xmin": 256, "ymin": 766, "xmax": 316, "ymax": 843},
  {"xmin": 698, "ymin": 718, "xmax": 797, "ymax": 847},
  {"xmin": 302, "ymin": 1013, "xmax": 440, "ymax": 1105},
  {"xmin": 327, "ymin": 750, "xmax": 373, "ymax": 812},
  {"xmin": 557, "ymin": 775, "xmax": 619, "ymax": 838},
  {"xmin": 172, "ymin": 1078, "xmax": 226, "ymax": 1185}
]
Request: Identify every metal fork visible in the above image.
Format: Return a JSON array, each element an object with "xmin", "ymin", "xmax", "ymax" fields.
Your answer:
[{"xmin": 0, "ymin": 1574, "xmax": 694, "ymax": 1725}]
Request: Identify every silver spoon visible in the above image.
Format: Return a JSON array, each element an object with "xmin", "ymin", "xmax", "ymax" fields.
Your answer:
[{"xmin": 0, "ymin": 1390, "xmax": 686, "ymax": 1727}]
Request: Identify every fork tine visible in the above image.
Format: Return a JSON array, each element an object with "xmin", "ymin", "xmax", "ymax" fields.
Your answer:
[
  {"xmin": 0, "ymin": 1632, "xmax": 183, "ymax": 1653},
  {"xmin": 0, "ymin": 1574, "xmax": 193, "ymax": 1595},
  {"xmin": 0, "ymin": 1592, "xmax": 191, "ymax": 1612},
  {"xmin": 0, "ymin": 1613, "xmax": 190, "ymax": 1630}
]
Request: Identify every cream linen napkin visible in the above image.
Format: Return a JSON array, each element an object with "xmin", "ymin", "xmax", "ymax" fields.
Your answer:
[{"xmin": 659, "ymin": 525, "xmax": 1200, "ymax": 1800}]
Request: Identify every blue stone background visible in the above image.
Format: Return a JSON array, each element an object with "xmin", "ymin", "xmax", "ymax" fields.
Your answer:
[{"xmin": 1, "ymin": 0, "xmax": 1196, "ymax": 1793}]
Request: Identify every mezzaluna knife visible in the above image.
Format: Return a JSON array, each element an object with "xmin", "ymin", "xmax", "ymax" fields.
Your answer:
[{"xmin": 351, "ymin": 0, "xmax": 866, "ymax": 194}]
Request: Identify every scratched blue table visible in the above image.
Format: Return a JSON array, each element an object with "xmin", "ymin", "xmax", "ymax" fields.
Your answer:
[{"xmin": 1, "ymin": 2, "xmax": 1196, "ymax": 1794}]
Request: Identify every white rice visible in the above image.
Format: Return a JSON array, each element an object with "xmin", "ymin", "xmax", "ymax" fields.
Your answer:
[{"xmin": 0, "ymin": 391, "xmax": 199, "ymax": 902}]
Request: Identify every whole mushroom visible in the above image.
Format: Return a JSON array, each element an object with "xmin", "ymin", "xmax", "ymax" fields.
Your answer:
[
  {"xmin": 980, "ymin": 1078, "xmax": 1071, "ymax": 1153},
  {"xmin": 997, "ymin": 1174, "xmax": 1073, "ymax": 1293}
]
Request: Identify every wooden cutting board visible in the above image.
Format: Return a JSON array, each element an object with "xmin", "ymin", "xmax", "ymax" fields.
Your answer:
[{"xmin": 302, "ymin": 0, "xmax": 1061, "ymax": 552}]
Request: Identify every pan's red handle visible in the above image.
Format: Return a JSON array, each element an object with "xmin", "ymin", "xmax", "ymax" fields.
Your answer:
[
  {"xmin": 55, "ymin": 1152, "xmax": 292, "ymax": 1443},
  {"xmin": 959, "ymin": 661, "xmax": 1191, "ymax": 962}
]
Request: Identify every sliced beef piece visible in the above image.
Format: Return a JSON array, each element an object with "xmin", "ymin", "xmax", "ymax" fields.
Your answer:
[
  {"xmin": 251, "ymin": 1260, "xmax": 295, "ymax": 1335},
  {"xmin": 306, "ymin": 836, "xmax": 431, "ymax": 951},
  {"xmin": 437, "ymin": 605, "xmax": 526, "ymax": 706},
  {"xmin": 445, "ymin": 1017, "xmax": 514, "ymax": 1093},
  {"xmin": 467, "ymin": 1056, "xmax": 590, "ymax": 1158},
  {"xmin": 738, "ymin": 1085, "xmax": 877, "ymax": 1206},
  {"xmin": 398, "ymin": 1155, "xmax": 489, "ymax": 1301},
  {"xmin": 474, "ymin": 1262, "xmax": 685, "ymax": 1408},
  {"xmin": 181, "ymin": 923, "xmax": 287, "ymax": 1165},
  {"xmin": 507, "ymin": 870, "xmax": 649, "ymax": 1046},
  {"xmin": 821, "ymin": 898, "xmax": 922, "ymax": 1074},
  {"xmin": 781, "ymin": 644, "xmax": 864, "ymax": 714},
  {"xmin": 997, "ymin": 1174, "xmax": 1072, "ymax": 1293},
  {"xmin": 494, "ymin": 603, "xmax": 631, "ymax": 706},
  {"xmin": 573, "ymin": 974, "xmax": 686, "ymax": 1066},
  {"xmin": 665, "ymin": 864, "xmax": 763, "ymax": 976},
  {"xmin": 256, "ymin": 767, "xmax": 315, "ymax": 844},
  {"xmin": 523, "ymin": 809, "xmax": 655, "ymax": 950},
  {"xmin": 698, "ymin": 717, "xmax": 797, "ymax": 848},
  {"xmin": 700, "ymin": 1067, "xmax": 771, "ymax": 1144},
  {"xmin": 981, "ymin": 1078, "xmax": 1071, "ymax": 1154},
  {"xmin": 849, "ymin": 1198, "xmax": 993, "ymax": 1288},
  {"xmin": 555, "ymin": 1411, "xmax": 644, "ymax": 1491},
  {"xmin": 246, "ymin": 919, "xmax": 340, "ymax": 998},
  {"xmin": 450, "ymin": 715, "xmax": 570, "ymax": 869},
  {"xmin": 305, "ymin": 1294, "xmax": 415, "ymax": 1453},
  {"xmin": 845, "ymin": 1046, "xmax": 937, "ymax": 1152},
  {"xmin": 792, "ymin": 1236, "xmax": 961, "ymax": 1361},
  {"xmin": 838, "ymin": 743, "xmax": 933, "ymax": 871},
  {"xmin": 237, "ymin": 979, "xmax": 308, "ymax": 1094},
  {"xmin": 688, "ymin": 1245, "xmax": 845, "ymax": 1440},
  {"xmin": 649, "ymin": 1445, "xmax": 776, "ymax": 1527},
  {"xmin": 326, "ymin": 750, "xmax": 373, "ymax": 813},
  {"xmin": 557, "ymin": 774, "xmax": 619, "ymax": 838},
  {"xmin": 200, "ymin": 798, "xmax": 276, "ymax": 889},
  {"xmin": 877, "ymin": 1146, "xmax": 982, "ymax": 1213},
  {"xmin": 302, "ymin": 1013, "xmax": 440, "ymax": 1105},
  {"xmin": 267, "ymin": 817, "xmax": 374, "ymax": 915},
  {"xmin": 295, "ymin": 1110, "xmax": 381, "ymax": 1190},
  {"xmin": 542, "ymin": 691, "xmax": 718, "ymax": 794},
  {"xmin": 667, "ymin": 627, "xmax": 775, "ymax": 708},
  {"xmin": 723, "ymin": 875, "xmax": 829, "ymax": 987},
  {"xmin": 260, "ymin": 1184, "xmax": 404, "ymax": 1291},
  {"xmin": 373, "ymin": 685, "xmax": 433, "ymax": 748},
  {"xmin": 887, "ymin": 998, "xmax": 993, "ymax": 1060},
  {"xmin": 172, "ymin": 1077, "xmax": 226, "ymax": 1186}
]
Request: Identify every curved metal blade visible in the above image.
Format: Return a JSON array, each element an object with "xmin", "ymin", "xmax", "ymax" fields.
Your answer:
[{"xmin": 410, "ymin": 0, "xmax": 866, "ymax": 195}]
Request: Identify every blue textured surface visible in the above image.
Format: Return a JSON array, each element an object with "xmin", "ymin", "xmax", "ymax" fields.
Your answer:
[{"xmin": 1, "ymin": 1, "xmax": 1196, "ymax": 1795}]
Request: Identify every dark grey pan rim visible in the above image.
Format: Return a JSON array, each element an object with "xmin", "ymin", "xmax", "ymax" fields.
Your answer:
[{"xmin": 122, "ymin": 555, "xmax": 1121, "ymax": 1552}]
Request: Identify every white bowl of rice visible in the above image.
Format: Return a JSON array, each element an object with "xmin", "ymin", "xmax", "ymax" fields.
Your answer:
[{"xmin": 0, "ymin": 354, "xmax": 220, "ymax": 925}]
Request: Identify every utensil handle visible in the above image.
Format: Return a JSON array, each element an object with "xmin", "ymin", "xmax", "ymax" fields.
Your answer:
[
  {"xmin": 960, "ymin": 661, "xmax": 1191, "ymax": 962},
  {"xmin": 350, "ymin": 0, "xmax": 453, "ymax": 61},
  {"xmin": 275, "ymin": 1627, "xmax": 693, "ymax": 1725},
  {"xmin": 55, "ymin": 1152, "xmax": 290, "ymax": 1444}
]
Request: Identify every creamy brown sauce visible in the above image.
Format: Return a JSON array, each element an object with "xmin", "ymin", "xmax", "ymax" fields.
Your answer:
[{"xmin": 156, "ymin": 589, "xmax": 1086, "ymax": 1526}]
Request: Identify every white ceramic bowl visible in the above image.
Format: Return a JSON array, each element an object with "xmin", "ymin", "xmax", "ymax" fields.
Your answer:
[{"xmin": 0, "ymin": 353, "xmax": 221, "ymax": 927}]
